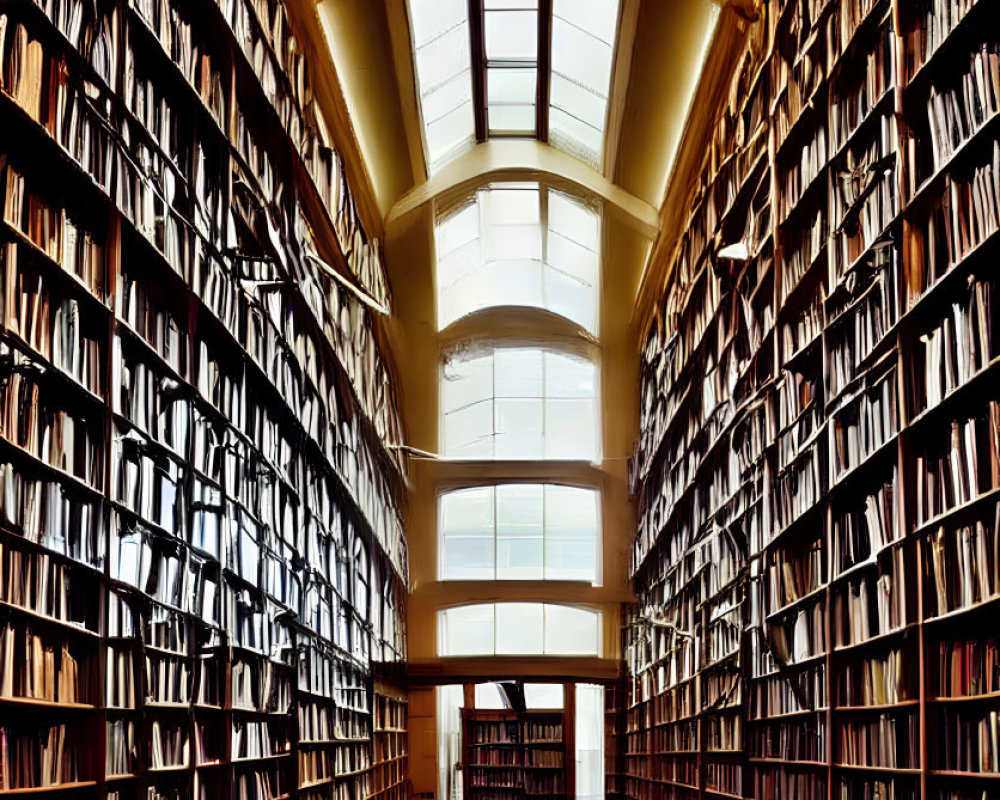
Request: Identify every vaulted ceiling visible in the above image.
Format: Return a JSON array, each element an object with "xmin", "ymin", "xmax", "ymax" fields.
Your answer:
[{"xmin": 294, "ymin": 0, "xmax": 725, "ymax": 225}]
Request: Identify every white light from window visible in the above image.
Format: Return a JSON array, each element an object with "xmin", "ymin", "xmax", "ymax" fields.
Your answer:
[
  {"xmin": 441, "ymin": 347, "xmax": 599, "ymax": 461},
  {"xmin": 435, "ymin": 184, "xmax": 600, "ymax": 333},
  {"xmin": 408, "ymin": 0, "xmax": 476, "ymax": 171},
  {"xmin": 440, "ymin": 484, "xmax": 600, "ymax": 582},
  {"xmin": 438, "ymin": 603, "xmax": 601, "ymax": 656},
  {"xmin": 549, "ymin": 0, "xmax": 619, "ymax": 170}
]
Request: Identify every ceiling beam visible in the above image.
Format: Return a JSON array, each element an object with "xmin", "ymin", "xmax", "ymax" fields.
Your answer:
[{"xmin": 386, "ymin": 140, "xmax": 659, "ymax": 237}]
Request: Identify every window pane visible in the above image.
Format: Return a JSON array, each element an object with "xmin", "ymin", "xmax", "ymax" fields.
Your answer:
[
  {"xmin": 409, "ymin": 0, "xmax": 467, "ymax": 47},
  {"xmin": 545, "ymin": 352, "xmax": 596, "ymax": 399},
  {"xmin": 548, "ymin": 191, "xmax": 600, "ymax": 253},
  {"xmin": 441, "ymin": 487, "xmax": 496, "ymax": 579},
  {"xmin": 436, "ymin": 239, "xmax": 482, "ymax": 292},
  {"xmin": 545, "ymin": 485, "xmax": 598, "ymax": 581},
  {"xmin": 439, "ymin": 484, "xmax": 599, "ymax": 582},
  {"xmin": 551, "ymin": 18, "xmax": 612, "ymax": 96},
  {"xmin": 545, "ymin": 398, "xmax": 597, "ymax": 460},
  {"xmin": 423, "ymin": 71, "xmax": 474, "ymax": 126},
  {"xmin": 441, "ymin": 347, "xmax": 598, "ymax": 460},
  {"xmin": 548, "ymin": 0, "xmax": 617, "ymax": 169},
  {"xmin": 554, "ymin": 0, "xmax": 618, "ymax": 44},
  {"xmin": 486, "ymin": 0, "xmax": 539, "ymax": 8},
  {"xmin": 416, "ymin": 24, "xmax": 472, "ymax": 96},
  {"xmin": 434, "ymin": 183, "xmax": 599, "ymax": 332},
  {"xmin": 544, "ymin": 269, "xmax": 597, "ymax": 335},
  {"xmin": 550, "ymin": 73, "xmax": 608, "ymax": 133},
  {"xmin": 547, "ymin": 230, "xmax": 600, "ymax": 285},
  {"xmin": 496, "ymin": 603, "xmax": 544, "ymax": 654},
  {"xmin": 444, "ymin": 401, "xmax": 494, "ymax": 459},
  {"xmin": 495, "ymin": 349, "xmax": 543, "ymax": 398},
  {"xmin": 408, "ymin": 2, "xmax": 475, "ymax": 171},
  {"xmin": 549, "ymin": 107, "xmax": 604, "ymax": 167},
  {"xmin": 496, "ymin": 484, "xmax": 543, "ymax": 579},
  {"xmin": 494, "ymin": 398, "xmax": 543, "ymax": 459},
  {"xmin": 488, "ymin": 68, "xmax": 537, "ymax": 105},
  {"xmin": 425, "ymin": 100, "xmax": 476, "ymax": 166},
  {"xmin": 485, "ymin": 186, "xmax": 540, "ymax": 226},
  {"xmin": 438, "ymin": 604, "xmax": 600, "ymax": 656},
  {"xmin": 497, "ymin": 484, "xmax": 543, "ymax": 535},
  {"xmin": 485, "ymin": 223, "xmax": 542, "ymax": 262},
  {"xmin": 442, "ymin": 354, "xmax": 493, "ymax": 413},
  {"xmin": 436, "ymin": 203, "xmax": 479, "ymax": 260},
  {"xmin": 443, "ymin": 535, "xmax": 494, "ymax": 580},
  {"xmin": 544, "ymin": 606, "xmax": 600, "ymax": 655},
  {"xmin": 489, "ymin": 259, "xmax": 544, "ymax": 310},
  {"xmin": 485, "ymin": 10, "xmax": 538, "ymax": 61},
  {"xmin": 525, "ymin": 684, "xmax": 564, "ymax": 709},
  {"xmin": 488, "ymin": 104, "xmax": 536, "ymax": 135},
  {"xmin": 496, "ymin": 536, "xmax": 543, "ymax": 579},
  {"xmin": 441, "ymin": 605, "xmax": 495, "ymax": 655}
]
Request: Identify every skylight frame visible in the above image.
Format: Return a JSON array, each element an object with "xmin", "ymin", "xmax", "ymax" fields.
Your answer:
[{"xmin": 407, "ymin": 0, "xmax": 620, "ymax": 172}]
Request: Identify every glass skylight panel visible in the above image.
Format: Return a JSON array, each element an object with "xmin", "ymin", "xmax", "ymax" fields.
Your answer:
[
  {"xmin": 435, "ymin": 185, "xmax": 599, "ymax": 333},
  {"xmin": 408, "ymin": 0, "xmax": 476, "ymax": 170},
  {"xmin": 441, "ymin": 347, "xmax": 599, "ymax": 460},
  {"xmin": 438, "ymin": 603, "xmax": 601, "ymax": 656},
  {"xmin": 483, "ymin": 2, "xmax": 538, "ymax": 136},
  {"xmin": 549, "ymin": 0, "xmax": 619, "ymax": 169},
  {"xmin": 484, "ymin": 6, "xmax": 538, "ymax": 60},
  {"xmin": 440, "ymin": 484, "xmax": 600, "ymax": 582}
]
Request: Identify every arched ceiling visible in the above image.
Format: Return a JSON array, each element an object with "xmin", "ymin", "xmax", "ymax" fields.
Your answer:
[{"xmin": 293, "ymin": 0, "xmax": 726, "ymax": 226}]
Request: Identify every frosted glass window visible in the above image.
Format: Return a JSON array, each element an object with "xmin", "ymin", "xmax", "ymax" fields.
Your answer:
[
  {"xmin": 549, "ymin": 0, "xmax": 619, "ymax": 169},
  {"xmin": 544, "ymin": 605, "xmax": 602, "ymax": 655},
  {"xmin": 439, "ymin": 485, "xmax": 599, "ymax": 583},
  {"xmin": 408, "ymin": 0, "xmax": 476, "ymax": 171},
  {"xmin": 497, "ymin": 603, "xmax": 544, "ymax": 654},
  {"xmin": 438, "ymin": 604, "xmax": 601, "ymax": 656},
  {"xmin": 485, "ymin": 9, "xmax": 538, "ymax": 61},
  {"xmin": 441, "ymin": 348, "xmax": 599, "ymax": 461},
  {"xmin": 439, "ymin": 604, "xmax": 494, "ymax": 656},
  {"xmin": 435, "ymin": 184, "xmax": 600, "ymax": 333},
  {"xmin": 525, "ymin": 683, "xmax": 564, "ymax": 709},
  {"xmin": 440, "ymin": 487, "xmax": 495, "ymax": 580}
]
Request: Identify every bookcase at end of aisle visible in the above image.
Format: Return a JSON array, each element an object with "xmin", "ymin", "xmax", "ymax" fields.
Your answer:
[
  {"xmin": 624, "ymin": 0, "xmax": 1000, "ymax": 799},
  {"xmin": 0, "ymin": 0, "xmax": 410, "ymax": 798}
]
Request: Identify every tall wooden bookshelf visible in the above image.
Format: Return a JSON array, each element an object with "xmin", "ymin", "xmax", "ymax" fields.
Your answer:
[
  {"xmin": 0, "ymin": 0, "xmax": 408, "ymax": 798},
  {"xmin": 462, "ymin": 705, "xmax": 570, "ymax": 800},
  {"xmin": 625, "ymin": 0, "xmax": 1000, "ymax": 799}
]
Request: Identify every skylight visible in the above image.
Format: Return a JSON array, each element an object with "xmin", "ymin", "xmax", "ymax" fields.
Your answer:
[
  {"xmin": 406, "ymin": 0, "xmax": 620, "ymax": 172},
  {"xmin": 408, "ymin": 0, "xmax": 476, "ymax": 170},
  {"xmin": 549, "ymin": 0, "xmax": 618, "ymax": 169}
]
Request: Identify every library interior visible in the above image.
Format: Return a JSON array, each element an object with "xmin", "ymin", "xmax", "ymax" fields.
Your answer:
[{"xmin": 0, "ymin": 0, "xmax": 998, "ymax": 799}]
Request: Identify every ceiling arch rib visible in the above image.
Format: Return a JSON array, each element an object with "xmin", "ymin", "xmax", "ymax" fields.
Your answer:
[{"xmin": 386, "ymin": 140, "xmax": 658, "ymax": 237}]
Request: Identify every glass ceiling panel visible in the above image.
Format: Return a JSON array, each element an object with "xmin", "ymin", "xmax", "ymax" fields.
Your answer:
[
  {"xmin": 409, "ymin": 1, "xmax": 476, "ymax": 171},
  {"xmin": 487, "ymin": 68, "xmax": 537, "ymax": 106},
  {"xmin": 407, "ymin": 0, "xmax": 621, "ymax": 173},
  {"xmin": 549, "ymin": 0, "xmax": 619, "ymax": 170},
  {"xmin": 484, "ymin": 9, "xmax": 538, "ymax": 61}
]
